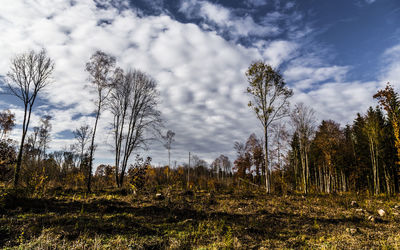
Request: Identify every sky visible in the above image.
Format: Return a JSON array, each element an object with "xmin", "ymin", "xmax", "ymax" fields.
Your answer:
[{"xmin": 0, "ymin": 0, "xmax": 399, "ymax": 167}]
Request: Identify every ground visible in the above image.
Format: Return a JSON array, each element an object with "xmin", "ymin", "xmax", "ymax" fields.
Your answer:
[{"xmin": 1, "ymin": 187, "xmax": 400, "ymax": 249}]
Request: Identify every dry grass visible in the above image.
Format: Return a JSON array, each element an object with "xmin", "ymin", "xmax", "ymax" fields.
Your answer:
[{"xmin": 1, "ymin": 187, "xmax": 400, "ymax": 249}]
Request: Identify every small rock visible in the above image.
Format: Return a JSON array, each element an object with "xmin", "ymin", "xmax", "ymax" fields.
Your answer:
[
  {"xmin": 181, "ymin": 219, "xmax": 193, "ymax": 224},
  {"xmin": 346, "ymin": 228, "xmax": 358, "ymax": 235},
  {"xmin": 368, "ymin": 215, "xmax": 375, "ymax": 222},
  {"xmin": 351, "ymin": 201, "xmax": 359, "ymax": 207},
  {"xmin": 394, "ymin": 205, "xmax": 399, "ymax": 209},
  {"xmin": 155, "ymin": 193, "xmax": 164, "ymax": 200},
  {"xmin": 368, "ymin": 215, "xmax": 383, "ymax": 223},
  {"xmin": 393, "ymin": 212, "xmax": 399, "ymax": 216},
  {"xmin": 378, "ymin": 209, "xmax": 385, "ymax": 217},
  {"xmin": 355, "ymin": 208, "xmax": 365, "ymax": 213}
]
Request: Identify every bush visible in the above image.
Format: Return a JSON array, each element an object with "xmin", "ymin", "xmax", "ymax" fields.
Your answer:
[{"xmin": 0, "ymin": 139, "xmax": 16, "ymax": 182}]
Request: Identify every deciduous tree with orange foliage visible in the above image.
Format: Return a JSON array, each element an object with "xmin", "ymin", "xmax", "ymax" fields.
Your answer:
[{"xmin": 374, "ymin": 83, "xmax": 400, "ymax": 165}]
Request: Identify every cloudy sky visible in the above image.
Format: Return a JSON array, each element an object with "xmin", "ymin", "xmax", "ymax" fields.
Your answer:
[{"xmin": 0, "ymin": 0, "xmax": 399, "ymax": 167}]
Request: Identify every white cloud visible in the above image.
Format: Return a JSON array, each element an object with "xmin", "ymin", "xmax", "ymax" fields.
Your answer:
[
  {"xmin": 287, "ymin": 42, "xmax": 400, "ymax": 127},
  {"xmin": 179, "ymin": 0, "xmax": 280, "ymax": 39},
  {"xmin": 285, "ymin": 65, "xmax": 349, "ymax": 89},
  {"xmin": 285, "ymin": 2, "xmax": 295, "ymax": 9},
  {"xmin": 1, "ymin": 0, "xmax": 397, "ymax": 168},
  {"xmin": 246, "ymin": 0, "xmax": 268, "ymax": 7},
  {"xmin": 381, "ymin": 44, "xmax": 400, "ymax": 88},
  {"xmin": 261, "ymin": 40, "xmax": 298, "ymax": 67},
  {"xmin": 0, "ymin": 0, "xmax": 262, "ymax": 166},
  {"xmin": 292, "ymin": 81, "xmax": 380, "ymax": 125}
]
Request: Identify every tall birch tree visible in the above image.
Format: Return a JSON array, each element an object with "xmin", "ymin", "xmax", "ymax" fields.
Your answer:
[
  {"xmin": 85, "ymin": 50, "xmax": 116, "ymax": 192},
  {"xmin": 245, "ymin": 61, "xmax": 293, "ymax": 193}
]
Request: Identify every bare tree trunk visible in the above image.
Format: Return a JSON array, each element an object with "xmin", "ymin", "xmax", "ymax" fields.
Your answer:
[
  {"xmin": 383, "ymin": 163, "xmax": 391, "ymax": 195},
  {"xmin": 305, "ymin": 150, "xmax": 310, "ymax": 194},
  {"xmin": 293, "ymin": 147, "xmax": 299, "ymax": 191},
  {"xmin": 264, "ymin": 128, "xmax": 270, "ymax": 193},
  {"xmin": 327, "ymin": 171, "xmax": 331, "ymax": 194},
  {"xmin": 87, "ymin": 103, "xmax": 101, "ymax": 192},
  {"xmin": 319, "ymin": 165, "xmax": 323, "ymax": 193},
  {"xmin": 341, "ymin": 170, "xmax": 346, "ymax": 192},
  {"xmin": 301, "ymin": 147, "xmax": 307, "ymax": 194},
  {"xmin": 14, "ymin": 103, "xmax": 34, "ymax": 187},
  {"xmin": 188, "ymin": 152, "xmax": 190, "ymax": 188},
  {"xmin": 375, "ymin": 144, "xmax": 380, "ymax": 195},
  {"xmin": 14, "ymin": 104, "xmax": 28, "ymax": 186},
  {"xmin": 167, "ymin": 148, "xmax": 170, "ymax": 182},
  {"xmin": 369, "ymin": 139, "xmax": 380, "ymax": 195},
  {"xmin": 114, "ymin": 107, "xmax": 128, "ymax": 188},
  {"xmin": 393, "ymin": 167, "xmax": 399, "ymax": 193},
  {"xmin": 301, "ymin": 150, "xmax": 306, "ymax": 193},
  {"xmin": 325, "ymin": 164, "xmax": 331, "ymax": 194}
]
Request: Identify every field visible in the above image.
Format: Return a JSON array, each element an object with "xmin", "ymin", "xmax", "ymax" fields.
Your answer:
[{"xmin": 1, "ymin": 187, "xmax": 400, "ymax": 249}]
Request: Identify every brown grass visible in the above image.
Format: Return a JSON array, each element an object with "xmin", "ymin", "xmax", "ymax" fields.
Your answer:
[{"xmin": 1, "ymin": 187, "xmax": 400, "ymax": 249}]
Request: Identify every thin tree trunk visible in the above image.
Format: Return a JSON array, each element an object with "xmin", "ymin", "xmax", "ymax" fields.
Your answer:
[
  {"xmin": 383, "ymin": 163, "xmax": 391, "ymax": 195},
  {"xmin": 114, "ymin": 105, "xmax": 128, "ymax": 188},
  {"xmin": 301, "ymin": 151, "xmax": 306, "ymax": 193},
  {"xmin": 375, "ymin": 144, "xmax": 380, "ymax": 195},
  {"xmin": 188, "ymin": 152, "xmax": 190, "ymax": 188},
  {"xmin": 306, "ymin": 150, "xmax": 310, "ymax": 193},
  {"xmin": 341, "ymin": 170, "xmax": 346, "ymax": 192},
  {"xmin": 14, "ymin": 103, "xmax": 32, "ymax": 187},
  {"xmin": 264, "ymin": 128, "xmax": 270, "ymax": 193},
  {"xmin": 88, "ymin": 102, "xmax": 101, "ymax": 192},
  {"xmin": 392, "ymin": 166, "xmax": 399, "ymax": 193},
  {"xmin": 319, "ymin": 165, "xmax": 323, "ymax": 193},
  {"xmin": 167, "ymin": 149, "xmax": 170, "ymax": 182}
]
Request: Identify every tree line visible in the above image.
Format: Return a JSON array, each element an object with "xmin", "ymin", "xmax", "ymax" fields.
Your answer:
[
  {"xmin": 1, "ymin": 49, "xmax": 163, "ymax": 192},
  {"xmin": 0, "ymin": 49, "xmax": 399, "ymax": 196},
  {"xmin": 238, "ymin": 61, "xmax": 400, "ymax": 195}
]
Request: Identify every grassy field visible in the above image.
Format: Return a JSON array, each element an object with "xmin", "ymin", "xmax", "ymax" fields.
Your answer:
[{"xmin": 1, "ymin": 187, "xmax": 400, "ymax": 249}]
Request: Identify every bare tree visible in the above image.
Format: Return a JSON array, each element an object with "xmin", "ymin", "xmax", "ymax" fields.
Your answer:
[
  {"xmin": 85, "ymin": 50, "xmax": 116, "ymax": 192},
  {"xmin": 162, "ymin": 130, "xmax": 175, "ymax": 168},
  {"xmin": 211, "ymin": 154, "xmax": 231, "ymax": 180},
  {"xmin": 72, "ymin": 124, "xmax": 92, "ymax": 170},
  {"xmin": 363, "ymin": 107, "xmax": 384, "ymax": 195},
  {"xmin": 37, "ymin": 115, "xmax": 52, "ymax": 161},
  {"xmin": 245, "ymin": 133, "xmax": 264, "ymax": 182},
  {"xmin": 26, "ymin": 126, "xmax": 40, "ymax": 161},
  {"xmin": 290, "ymin": 103, "xmax": 316, "ymax": 194},
  {"xmin": 246, "ymin": 61, "xmax": 293, "ymax": 193},
  {"xmin": 270, "ymin": 123, "xmax": 289, "ymax": 184},
  {"xmin": 5, "ymin": 49, "xmax": 54, "ymax": 186},
  {"xmin": 233, "ymin": 141, "xmax": 251, "ymax": 178},
  {"xmin": 211, "ymin": 157, "xmax": 221, "ymax": 179},
  {"xmin": 109, "ymin": 69, "xmax": 162, "ymax": 188}
]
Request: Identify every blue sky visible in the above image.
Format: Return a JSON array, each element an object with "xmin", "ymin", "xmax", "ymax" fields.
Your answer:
[{"xmin": 0, "ymin": 0, "xmax": 399, "ymax": 167}]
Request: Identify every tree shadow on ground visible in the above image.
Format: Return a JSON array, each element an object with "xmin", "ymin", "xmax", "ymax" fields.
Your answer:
[{"xmin": 0, "ymin": 192, "xmax": 389, "ymax": 248}]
